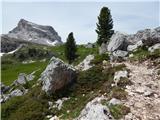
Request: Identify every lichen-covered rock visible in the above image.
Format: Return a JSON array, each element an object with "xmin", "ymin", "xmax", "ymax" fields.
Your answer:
[
  {"xmin": 75, "ymin": 96, "xmax": 114, "ymax": 120},
  {"xmin": 40, "ymin": 56, "xmax": 77, "ymax": 94},
  {"xmin": 75, "ymin": 55, "xmax": 94, "ymax": 71}
]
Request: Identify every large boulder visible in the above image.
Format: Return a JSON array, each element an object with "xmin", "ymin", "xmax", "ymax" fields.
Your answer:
[
  {"xmin": 107, "ymin": 31, "xmax": 128, "ymax": 52},
  {"xmin": 40, "ymin": 56, "xmax": 77, "ymax": 94},
  {"xmin": 75, "ymin": 96, "xmax": 114, "ymax": 120},
  {"xmin": 75, "ymin": 55, "xmax": 94, "ymax": 71},
  {"xmin": 107, "ymin": 27, "xmax": 160, "ymax": 53}
]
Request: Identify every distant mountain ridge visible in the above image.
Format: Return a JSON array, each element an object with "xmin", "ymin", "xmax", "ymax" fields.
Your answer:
[{"xmin": 5, "ymin": 19, "xmax": 62, "ymax": 46}]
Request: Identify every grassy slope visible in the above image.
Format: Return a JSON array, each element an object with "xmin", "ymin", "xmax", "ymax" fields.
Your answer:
[
  {"xmin": 1, "ymin": 61, "xmax": 48, "ymax": 85},
  {"xmin": 1, "ymin": 44, "xmax": 98, "ymax": 86}
]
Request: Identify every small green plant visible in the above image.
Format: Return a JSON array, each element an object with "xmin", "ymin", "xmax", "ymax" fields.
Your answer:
[
  {"xmin": 108, "ymin": 104, "xmax": 130, "ymax": 119},
  {"xmin": 91, "ymin": 53, "xmax": 109, "ymax": 64}
]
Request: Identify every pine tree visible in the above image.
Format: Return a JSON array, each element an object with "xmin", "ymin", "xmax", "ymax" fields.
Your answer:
[
  {"xmin": 65, "ymin": 32, "xmax": 77, "ymax": 64},
  {"xmin": 96, "ymin": 7, "xmax": 114, "ymax": 45}
]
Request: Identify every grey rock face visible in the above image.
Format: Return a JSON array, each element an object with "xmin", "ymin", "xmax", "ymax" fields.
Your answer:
[
  {"xmin": 107, "ymin": 27, "xmax": 160, "ymax": 53},
  {"xmin": 6, "ymin": 19, "xmax": 62, "ymax": 46},
  {"xmin": 108, "ymin": 31, "xmax": 128, "ymax": 52},
  {"xmin": 148, "ymin": 43, "xmax": 160, "ymax": 53},
  {"xmin": 40, "ymin": 56, "xmax": 77, "ymax": 94},
  {"xmin": 75, "ymin": 96, "xmax": 114, "ymax": 120},
  {"xmin": 127, "ymin": 40, "xmax": 143, "ymax": 52}
]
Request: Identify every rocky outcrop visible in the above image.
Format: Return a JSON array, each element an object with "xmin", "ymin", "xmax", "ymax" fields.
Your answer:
[
  {"xmin": 105, "ymin": 27, "xmax": 160, "ymax": 58},
  {"xmin": 75, "ymin": 96, "xmax": 114, "ymax": 120},
  {"xmin": 5, "ymin": 19, "xmax": 62, "ymax": 46},
  {"xmin": 75, "ymin": 55, "xmax": 94, "ymax": 71},
  {"xmin": 40, "ymin": 56, "xmax": 77, "ymax": 94}
]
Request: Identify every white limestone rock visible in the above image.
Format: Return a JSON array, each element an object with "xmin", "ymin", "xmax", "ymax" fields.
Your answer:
[
  {"xmin": 75, "ymin": 55, "xmax": 94, "ymax": 71},
  {"xmin": 40, "ymin": 56, "xmax": 77, "ymax": 94},
  {"xmin": 114, "ymin": 70, "xmax": 128, "ymax": 86},
  {"xmin": 109, "ymin": 98, "xmax": 122, "ymax": 105},
  {"xmin": 148, "ymin": 43, "xmax": 160, "ymax": 53},
  {"xmin": 75, "ymin": 96, "xmax": 114, "ymax": 120}
]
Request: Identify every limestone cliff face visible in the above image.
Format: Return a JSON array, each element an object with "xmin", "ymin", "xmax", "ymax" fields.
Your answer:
[{"xmin": 6, "ymin": 19, "xmax": 62, "ymax": 46}]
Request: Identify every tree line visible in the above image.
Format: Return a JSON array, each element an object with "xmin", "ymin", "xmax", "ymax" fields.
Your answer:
[{"xmin": 65, "ymin": 6, "xmax": 114, "ymax": 64}]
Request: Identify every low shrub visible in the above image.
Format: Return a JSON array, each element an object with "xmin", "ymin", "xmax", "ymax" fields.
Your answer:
[{"xmin": 109, "ymin": 87, "xmax": 127, "ymax": 100}]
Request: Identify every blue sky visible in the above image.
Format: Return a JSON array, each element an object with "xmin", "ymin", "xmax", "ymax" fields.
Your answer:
[{"xmin": 1, "ymin": 0, "xmax": 159, "ymax": 44}]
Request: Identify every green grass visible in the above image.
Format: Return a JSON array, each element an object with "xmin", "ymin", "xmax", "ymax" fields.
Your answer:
[
  {"xmin": 50, "ymin": 44, "xmax": 98, "ymax": 65},
  {"xmin": 1, "ymin": 61, "xmax": 48, "ymax": 85},
  {"xmin": 1, "ymin": 86, "xmax": 49, "ymax": 120},
  {"xmin": 129, "ymin": 46, "xmax": 160, "ymax": 62}
]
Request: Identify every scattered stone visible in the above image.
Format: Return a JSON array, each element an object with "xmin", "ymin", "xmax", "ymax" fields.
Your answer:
[
  {"xmin": 52, "ymin": 97, "xmax": 70, "ymax": 110},
  {"xmin": 10, "ymin": 89, "xmax": 24, "ymax": 97},
  {"xmin": 114, "ymin": 70, "xmax": 128, "ymax": 86},
  {"xmin": 49, "ymin": 115, "xmax": 59, "ymax": 120},
  {"xmin": 22, "ymin": 60, "xmax": 35, "ymax": 64},
  {"xmin": 112, "ymin": 50, "xmax": 128, "ymax": 58},
  {"xmin": 109, "ymin": 98, "xmax": 122, "ymax": 105},
  {"xmin": 75, "ymin": 55, "xmax": 94, "ymax": 71},
  {"xmin": 40, "ymin": 56, "xmax": 77, "ymax": 94},
  {"xmin": 144, "ymin": 90, "xmax": 153, "ymax": 97}
]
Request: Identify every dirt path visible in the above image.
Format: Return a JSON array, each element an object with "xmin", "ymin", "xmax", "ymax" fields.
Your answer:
[{"xmin": 123, "ymin": 62, "xmax": 160, "ymax": 120}]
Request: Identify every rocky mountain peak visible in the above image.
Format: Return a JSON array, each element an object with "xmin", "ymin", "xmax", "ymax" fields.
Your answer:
[{"xmin": 7, "ymin": 19, "xmax": 62, "ymax": 46}]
